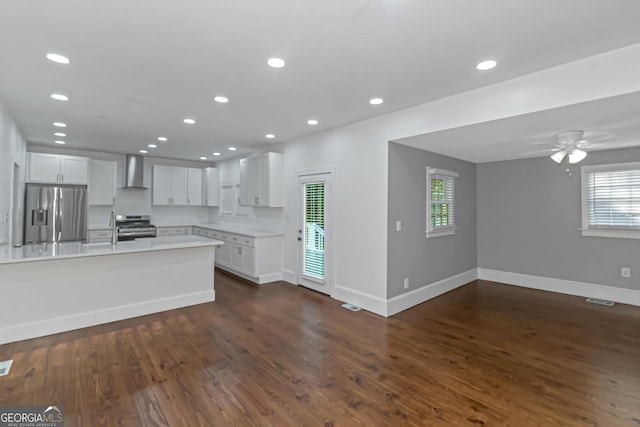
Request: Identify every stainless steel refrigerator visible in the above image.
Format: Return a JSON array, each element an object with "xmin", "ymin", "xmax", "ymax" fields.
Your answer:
[{"xmin": 24, "ymin": 184, "xmax": 88, "ymax": 243}]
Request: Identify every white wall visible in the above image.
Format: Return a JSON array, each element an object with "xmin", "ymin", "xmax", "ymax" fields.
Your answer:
[
  {"xmin": 0, "ymin": 99, "xmax": 26, "ymax": 245},
  {"xmin": 27, "ymin": 145, "xmax": 212, "ymax": 227}
]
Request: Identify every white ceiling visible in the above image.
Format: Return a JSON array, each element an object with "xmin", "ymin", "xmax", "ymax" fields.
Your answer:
[
  {"xmin": 396, "ymin": 92, "xmax": 640, "ymax": 163},
  {"xmin": 1, "ymin": 0, "xmax": 640, "ymax": 162}
]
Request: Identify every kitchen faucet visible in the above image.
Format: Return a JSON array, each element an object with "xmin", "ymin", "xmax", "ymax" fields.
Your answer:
[{"xmin": 109, "ymin": 211, "xmax": 118, "ymax": 245}]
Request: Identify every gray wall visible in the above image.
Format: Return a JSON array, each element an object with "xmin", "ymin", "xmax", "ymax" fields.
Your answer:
[
  {"xmin": 477, "ymin": 147, "xmax": 640, "ymax": 290},
  {"xmin": 387, "ymin": 142, "xmax": 477, "ymax": 299}
]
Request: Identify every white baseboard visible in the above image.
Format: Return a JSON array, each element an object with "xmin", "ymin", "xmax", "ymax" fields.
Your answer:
[
  {"xmin": 333, "ymin": 284, "xmax": 388, "ymax": 317},
  {"xmin": 216, "ymin": 264, "xmax": 282, "ymax": 284},
  {"xmin": 282, "ymin": 269, "xmax": 297, "ymax": 285},
  {"xmin": 0, "ymin": 290, "xmax": 215, "ymax": 345},
  {"xmin": 478, "ymin": 268, "xmax": 640, "ymax": 307},
  {"xmin": 257, "ymin": 272, "xmax": 283, "ymax": 284},
  {"xmin": 387, "ymin": 269, "xmax": 478, "ymax": 316}
]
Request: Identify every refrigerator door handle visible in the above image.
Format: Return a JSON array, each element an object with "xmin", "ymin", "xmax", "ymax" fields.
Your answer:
[{"xmin": 56, "ymin": 187, "xmax": 63, "ymax": 241}]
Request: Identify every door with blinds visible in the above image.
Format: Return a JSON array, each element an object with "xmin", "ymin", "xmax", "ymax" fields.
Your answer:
[{"xmin": 298, "ymin": 173, "xmax": 332, "ymax": 294}]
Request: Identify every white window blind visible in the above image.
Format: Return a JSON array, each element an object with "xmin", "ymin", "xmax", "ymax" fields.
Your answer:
[
  {"xmin": 581, "ymin": 162, "xmax": 640, "ymax": 239},
  {"xmin": 426, "ymin": 167, "xmax": 458, "ymax": 238}
]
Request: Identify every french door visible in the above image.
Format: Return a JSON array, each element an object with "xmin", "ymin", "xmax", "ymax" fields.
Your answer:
[{"xmin": 297, "ymin": 172, "xmax": 332, "ymax": 294}]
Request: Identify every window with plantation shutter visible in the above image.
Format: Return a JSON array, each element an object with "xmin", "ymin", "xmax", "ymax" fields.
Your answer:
[
  {"xmin": 581, "ymin": 162, "xmax": 640, "ymax": 239},
  {"xmin": 426, "ymin": 167, "xmax": 458, "ymax": 238}
]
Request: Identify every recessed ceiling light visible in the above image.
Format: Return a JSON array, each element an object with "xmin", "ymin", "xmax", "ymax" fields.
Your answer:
[
  {"xmin": 200, "ymin": 156, "xmax": 207, "ymax": 160},
  {"xmin": 265, "ymin": 134, "xmax": 275, "ymax": 139},
  {"xmin": 157, "ymin": 137, "xmax": 168, "ymax": 142},
  {"xmin": 53, "ymin": 122, "xmax": 67, "ymax": 128},
  {"xmin": 307, "ymin": 119, "xmax": 319, "ymax": 125},
  {"xmin": 51, "ymin": 94, "xmax": 69, "ymax": 101},
  {"xmin": 267, "ymin": 58, "xmax": 286, "ymax": 69},
  {"xmin": 228, "ymin": 147, "xmax": 236, "ymax": 151},
  {"xmin": 46, "ymin": 53, "xmax": 70, "ymax": 64},
  {"xmin": 148, "ymin": 144, "xmax": 157, "ymax": 148},
  {"xmin": 139, "ymin": 150, "xmax": 148, "ymax": 154},
  {"xmin": 54, "ymin": 132, "xmax": 66, "ymax": 137},
  {"xmin": 214, "ymin": 96, "xmax": 229, "ymax": 103},
  {"xmin": 54, "ymin": 140, "xmax": 66, "ymax": 145},
  {"xmin": 476, "ymin": 60, "xmax": 497, "ymax": 71},
  {"xmin": 369, "ymin": 98, "xmax": 384, "ymax": 105},
  {"xmin": 212, "ymin": 152, "xmax": 221, "ymax": 156},
  {"xmin": 183, "ymin": 118, "xmax": 196, "ymax": 124}
]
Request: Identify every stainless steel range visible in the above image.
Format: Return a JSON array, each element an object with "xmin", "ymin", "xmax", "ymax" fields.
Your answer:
[{"xmin": 116, "ymin": 215, "xmax": 156, "ymax": 241}]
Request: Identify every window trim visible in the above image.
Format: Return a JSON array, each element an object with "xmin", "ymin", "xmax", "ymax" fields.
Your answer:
[
  {"xmin": 426, "ymin": 167, "xmax": 458, "ymax": 238},
  {"xmin": 220, "ymin": 182, "xmax": 253, "ymax": 219},
  {"xmin": 581, "ymin": 161, "xmax": 640, "ymax": 239}
]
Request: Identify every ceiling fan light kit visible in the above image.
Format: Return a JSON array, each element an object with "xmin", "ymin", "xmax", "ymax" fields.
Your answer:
[{"xmin": 550, "ymin": 130, "xmax": 588, "ymax": 165}]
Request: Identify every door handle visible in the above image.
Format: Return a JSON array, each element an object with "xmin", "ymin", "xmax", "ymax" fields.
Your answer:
[{"xmin": 297, "ymin": 237, "xmax": 302, "ymax": 241}]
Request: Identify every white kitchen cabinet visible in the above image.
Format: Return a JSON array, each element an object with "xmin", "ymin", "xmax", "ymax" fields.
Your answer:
[
  {"xmin": 156, "ymin": 226, "xmax": 192, "ymax": 236},
  {"xmin": 216, "ymin": 243, "xmax": 232, "ymax": 267},
  {"xmin": 194, "ymin": 226, "xmax": 282, "ymax": 283},
  {"xmin": 230, "ymin": 244, "xmax": 243, "ymax": 271},
  {"xmin": 171, "ymin": 167, "xmax": 188, "ymax": 205},
  {"xmin": 27, "ymin": 153, "xmax": 89, "ymax": 185},
  {"xmin": 239, "ymin": 152, "xmax": 283, "ymax": 207},
  {"xmin": 153, "ymin": 165, "xmax": 199, "ymax": 206},
  {"xmin": 152, "ymin": 165, "xmax": 173, "ymax": 205},
  {"xmin": 187, "ymin": 168, "xmax": 202, "ymax": 205},
  {"xmin": 89, "ymin": 159, "xmax": 117, "ymax": 205},
  {"xmin": 203, "ymin": 167, "xmax": 220, "ymax": 206},
  {"xmin": 241, "ymin": 247, "xmax": 255, "ymax": 276},
  {"xmin": 87, "ymin": 229, "xmax": 112, "ymax": 243}
]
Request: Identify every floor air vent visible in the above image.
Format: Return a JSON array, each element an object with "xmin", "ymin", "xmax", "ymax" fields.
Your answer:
[
  {"xmin": 0, "ymin": 360, "xmax": 13, "ymax": 376},
  {"xmin": 586, "ymin": 298, "xmax": 615, "ymax": 307},
  {"xmin": 341, "ymin": 303, "xmax": 362, "ymax": 312}
]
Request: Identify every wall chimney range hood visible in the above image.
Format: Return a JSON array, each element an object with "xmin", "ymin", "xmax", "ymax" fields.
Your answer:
[{"xmin": 123, "ymin": 154, "xmax": 147, "ymax": 189}]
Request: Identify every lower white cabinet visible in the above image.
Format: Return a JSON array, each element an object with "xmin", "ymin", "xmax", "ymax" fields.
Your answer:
[
  {"xmin": 156, "ymin": 226, "xmax": 192, "ymax": 237},
  {"xmin": 87, "ymin": 229, "xmax": 112, "ymax": 243},
  {"xmin": 194, "ymin": 226, "xmax": 282, "ymax": 284}
]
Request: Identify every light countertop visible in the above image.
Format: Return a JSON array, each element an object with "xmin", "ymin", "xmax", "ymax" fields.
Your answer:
[
  {"xmin": 0, "ymin": 236, "xmax": 223, "ymax": 265},
  {"xmin": 89, "ymin": 222, "xmax": 283, "ymax": 238},
  {"xmin": 190, "ymin": 223, "xmax": 283, "ymax": 238}
]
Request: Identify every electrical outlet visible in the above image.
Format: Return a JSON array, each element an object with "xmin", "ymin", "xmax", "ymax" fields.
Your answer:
[
  {"xmin": 403, "ymin": 278, "xmax": 409, "ymax": 289},
  {"xmin": 621, "ymin": 267, "xmax": 631, "ymax": 278},
  {"xmin": 396, "ymin": 220, "xmax": 402, "ymax": 231}
]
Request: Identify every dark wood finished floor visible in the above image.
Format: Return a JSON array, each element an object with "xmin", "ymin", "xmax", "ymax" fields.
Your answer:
[{"xmin": 1, "ymin": 272, "xmax": 640, "ymax": 426}]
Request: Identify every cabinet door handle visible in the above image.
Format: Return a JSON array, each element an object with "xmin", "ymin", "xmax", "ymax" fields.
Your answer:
[
  {"xmin": 254, "ymin": 196, "xmax": 258, "ymax": 204},
  {"xmin": 113, "ymin": 196, "xmax": 115, "ymax": 205},
  {"xmin": 61, "ymin": 173, "xmax": 64, "ymax": 182},
  {"xmin": 187, "ymin": 198, "xmax": 190, "ymax": 205}
]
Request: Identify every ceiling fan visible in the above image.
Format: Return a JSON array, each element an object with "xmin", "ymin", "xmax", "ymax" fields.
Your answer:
[{"xmin": 549, "ymin": 130, "xmax": 589, "ymax": 164}]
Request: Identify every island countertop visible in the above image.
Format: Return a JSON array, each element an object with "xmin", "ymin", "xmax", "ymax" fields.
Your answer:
[{"xmin": 0, "ymin": 235, "xmax": 223, "ymax": 265}]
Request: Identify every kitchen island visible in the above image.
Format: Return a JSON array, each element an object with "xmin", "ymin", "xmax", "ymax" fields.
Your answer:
[{"xmin": 0, "ymin": 236, "xmax": 223, "ymax": 344}]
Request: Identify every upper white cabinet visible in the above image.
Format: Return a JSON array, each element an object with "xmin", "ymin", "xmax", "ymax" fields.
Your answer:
[
  {"xmin": 152, "ymin": 165, "xmax": 202, "ymax": 206},
  {"xmin": 239, "ymin": 152, "xmax": 283, "ymax": 207},
  {"xmin": 27, "ymin": 153, "xmax": 89, "ymax": 185},
  {"xmin": 187, "ymin": 168, "xmax": 202, "ymax": 206},
  {"xmin": 89, "ymin": 159, "xmax": 117, "ymax": 205},
  {"xmin": 203, "ymin": 167, "xmax": 220, "ymax": 206}
]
